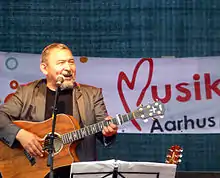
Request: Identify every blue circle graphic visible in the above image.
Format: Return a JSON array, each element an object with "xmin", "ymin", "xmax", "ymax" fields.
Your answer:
[{"xmin": 5, "ymin": 57, "xmax": 18, "ymax": 70}]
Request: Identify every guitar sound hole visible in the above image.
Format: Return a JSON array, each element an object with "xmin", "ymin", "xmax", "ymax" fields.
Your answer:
[{"xmin": 44, "ymin": 133, "xmax": 63, "ymax": 154}]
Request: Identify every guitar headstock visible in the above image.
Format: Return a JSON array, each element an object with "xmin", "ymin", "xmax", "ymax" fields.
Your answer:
[
  {"xmin": 134, "ymin": 101, "xmax": 165, "ymax": 122},
  {"xmin": 165, "ymin": 145, "xmax": 183, "ymax": 165}
]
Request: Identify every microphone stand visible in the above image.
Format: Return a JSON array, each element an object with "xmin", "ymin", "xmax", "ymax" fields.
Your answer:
[
  {"xmin": 112, "ymin": 164, "xmax": 118, "ymax": 178},
  {"xmin": 47, "ymin": 85, "xmax": 61, "ymax": 178}
]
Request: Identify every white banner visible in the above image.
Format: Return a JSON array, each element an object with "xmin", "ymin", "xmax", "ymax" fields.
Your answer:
[{"xmin": 0, "ymin": 52, "xmax": 220, "ymax": 134}]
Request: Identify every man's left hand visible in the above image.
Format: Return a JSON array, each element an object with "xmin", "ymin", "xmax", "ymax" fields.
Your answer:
[{"xmin": 102, "ymin": 116, "xmax": 118, "ymax": 137}]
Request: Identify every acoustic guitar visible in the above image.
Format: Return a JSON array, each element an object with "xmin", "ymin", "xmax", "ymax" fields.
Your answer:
[{"xmin": 0, "ymin": 101, "xmax": 165, "ymax": 178}]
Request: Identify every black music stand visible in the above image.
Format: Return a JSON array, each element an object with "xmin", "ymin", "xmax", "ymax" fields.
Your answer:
[{"xmin": 70, "ymin": 159, "xmax": 176, "ymax": 178}]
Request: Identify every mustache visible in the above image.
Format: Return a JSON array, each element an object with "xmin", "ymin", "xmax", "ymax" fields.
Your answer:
[{"xmin": 61, "ymin": 70, "xmax": 72, "ymax": 77}]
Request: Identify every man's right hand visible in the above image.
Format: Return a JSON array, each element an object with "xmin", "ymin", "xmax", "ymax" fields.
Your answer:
[{"xmin": 16, "ymin": 129, "xmax": 44, "ymax": 157}]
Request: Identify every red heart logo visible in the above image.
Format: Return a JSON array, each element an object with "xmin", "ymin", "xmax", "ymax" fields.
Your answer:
[{"xmin": 117, "ymin": 58, "xmax": 154, "ymax": 131}]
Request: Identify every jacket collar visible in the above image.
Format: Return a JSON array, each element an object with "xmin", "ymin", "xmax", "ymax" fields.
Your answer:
[{"xmin": 35, "ymin": 79, "xmax": 86, "ymax": 123}]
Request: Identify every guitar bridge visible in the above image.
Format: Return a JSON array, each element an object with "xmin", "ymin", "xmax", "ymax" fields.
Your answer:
[{"xmin": 24, "ymin": 149, "xmax": 36, "ymax": 166}]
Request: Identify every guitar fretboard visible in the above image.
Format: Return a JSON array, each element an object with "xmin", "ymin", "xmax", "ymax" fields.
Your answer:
[{"xmin": 61, "ymin": 112, "xmax": 135, "ymax": 145}]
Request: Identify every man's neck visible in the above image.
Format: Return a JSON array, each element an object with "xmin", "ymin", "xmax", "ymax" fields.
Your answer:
[{"xmin": 46, "ymin": 82, "xmax": 56, "ymax": 91}]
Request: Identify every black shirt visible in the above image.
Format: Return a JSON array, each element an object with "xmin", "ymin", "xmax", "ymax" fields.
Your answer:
[
  {"xmin": 44, "ymin": 87, "xmax": 73, "ymax": 178},
  {"xmin": 45, "ymin": 87, "xmax": 73, "ymax": 120}
]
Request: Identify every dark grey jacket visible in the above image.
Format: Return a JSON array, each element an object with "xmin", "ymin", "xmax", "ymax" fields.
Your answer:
[{"xmin": 0, "ymin": 79, "xmax": 115, "ymax": 161}]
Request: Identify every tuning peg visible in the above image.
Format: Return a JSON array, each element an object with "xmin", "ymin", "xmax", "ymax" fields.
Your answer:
[
  {"xmin": 139, "ymin": 108, "xmax": 144, "ymax": 112},
  {"xmin": 139, "ymin": 104, "xmax": 143, "ymax": 107},
  {"xmin": 146, "ymin": 104, "xmax": 151, "ymax": 109},
  {"xmin": 176, "ymin": 149, "xmax": 183, "ymax": 153},
  {"xmin": 168, "ymin": 149, "xmax": 173, "ymax": 152},
  {"xmin": 141, "ymin": 114, "xmax": 145, "ymax": 119},
  {"xmin": 138, "ymin": 104, "xmax": 143, "ymax": 109},
  {"xmin": 165, "ymin": 160, "xmax": 169, "ymax": 164},
  {"xmin": 156, "ymin": 111, "xmax": 161, "ymax": 115},
  {"xmin": 174, "ymin": 155, "xmax": 182, "ymax": 158},
  {"xmin": 154, "ymin": 102, "xmax": 159, "ymax": 106}
]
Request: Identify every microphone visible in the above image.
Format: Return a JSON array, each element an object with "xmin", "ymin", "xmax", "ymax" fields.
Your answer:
[{"xmin": 56, "ymin": 74, "xmax": 65, "ymax": 87}]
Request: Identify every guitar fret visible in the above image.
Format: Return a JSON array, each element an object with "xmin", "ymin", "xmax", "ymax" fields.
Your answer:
[
  {"xmin": 61, "ymin": 112, "xmax": 139, "ymax": 144},
  {"xmin": 60, "ymin": 102, "xmax": 164, "ymax": 145},
  {"xmin": 111, "ymin": 119, "xmax": 116, "ymax": 125},
  {"xmin": 81, "ymin": 128, "xmax": 87, "ymax": 137},
  {"xmin": 90, "ymin": 126, "xmax": 93, "ymax": 135},
  {"xmin": 125, "ymin": 113, "xmax": 130, "ymax": 122},
  {"xmin": 91, "ymin": 124, "xmax": 97, "ymax": 134},
  {"xmin": 63, "ymin": 134, "xmax": 67, "ymax": 144},
  {"xmin": 99, "ymin": 122, "xmax": 104, "ymax": 130},
  {"xmin": 66, "ymin": 134, "xmax": 70, "ymax": 143},
  {"xmin": 70, "ymin": 133, "xmax": 75, "ymax": 142},
  {"xmin": 109, "ymin": 119, "xmax": 114, "ymax": 125},
  {"xmin": 94, "ymin": 124, "xmax": 97, "ymax": 133},
  {"xmin": 62, "ymin": 134, "xmax": 67, "ymax": 144},
  {"xmin": 85, "ymin": 128, "xmax": 88, "ymax": 136},
  {"xmin": 87, "ymin": 126, "xmax": 91, "ymax": 135},
  {"xmin": 113, "ymin": 118, "xmax": 119, "ymax": 125},
  {"xmin": 61, "ymin": 135, "xmax": 65, "ymax": 144},
  {"xmin": 111, "ymin": 118, "xmax": 116, "ymax": 125},
  {"xmin": 102, "ymin": 121, "xmax": 105, "ymax": 128},
  {"xmin": 72, "ymin": 131, "xmax": 78, "ymax": 141},
  {"xmin": 97, "ymin": 122, "xmax": 101, "ymax": 130},
  {"xmin": 128, "ymin": 112, "xmax": 134, "ymax": 120},
  {"xmin": 75, "ymin": 130, "xmax": 80, "ymax": 140},
  {"xmin": 121, "ymin": 114, "xmax": 127, "ymax": 123},
  {"xmin": 62, "ymin": 132, "xmax": 75, "ymax": 144},
  {"xmin": 85, "ymin": 127, "xmax": 89, "ymax": 136},
  {"xmin": 67, "ymin": 133, "xmax": 73, "ymax": 143},
  {"xmin": 104, "ymin": 120, "xmax": 108, "ymax": 127},
  {"xmin": 65, "ymin": 134, "xmax": 69, "ymax": 144},
  {"xmin": 77, "ymin": 130, "xmax": 82, "ymax": 139},
  {"xmin": 96, "ymin": 122, "xmax": 99, "ymax": 131},
  {"xmin": 64, "ymin": 135, "xmax": 68, "ymax": 143}
]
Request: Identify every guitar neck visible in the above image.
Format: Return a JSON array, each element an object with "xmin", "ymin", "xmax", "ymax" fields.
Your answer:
[{"xmin": 61, "ymin": 111, "xmax": 135, "ymax": 144}]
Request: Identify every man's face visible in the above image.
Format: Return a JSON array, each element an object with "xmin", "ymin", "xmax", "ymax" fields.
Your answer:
[{"xmin": 43, "ymin": 48, "xmax": 76, "ymax": 89}]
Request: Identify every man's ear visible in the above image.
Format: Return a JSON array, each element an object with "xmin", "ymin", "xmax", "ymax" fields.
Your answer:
[{"xmin": 40, "ymin": 63, "xmax": 48, "ymax": 75}]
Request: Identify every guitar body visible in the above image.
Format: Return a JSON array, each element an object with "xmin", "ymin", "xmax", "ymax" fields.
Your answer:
[
  {"xmin": 0, "ymin": 114, "xmax": 81, "ymax": 178},
  {"xmin": 0, "ymin": 101, "xmax": 165, "ymax": 178}
]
